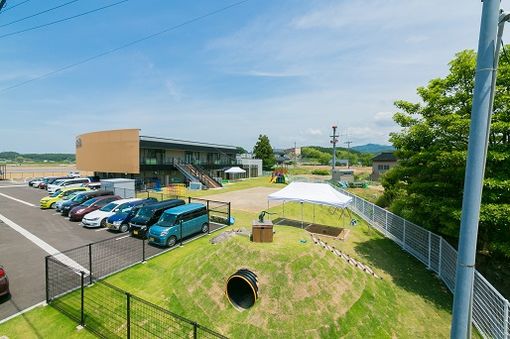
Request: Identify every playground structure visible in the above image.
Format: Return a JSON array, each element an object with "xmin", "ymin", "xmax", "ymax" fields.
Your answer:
[{"xmin": 270, "ymin": 168, "xmax": 288, "ymax": 184}]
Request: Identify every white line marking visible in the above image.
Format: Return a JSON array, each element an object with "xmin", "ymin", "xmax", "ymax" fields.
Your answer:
[
  {"xmin": 95, "ymin": 228, "xmax": 108, "ymax": 232},
  {"xmin": 0, "ymin": 213, "xmax": 88, "ymax": 274},
  {"xmin": 115, "ymin": 234, "xmax": 130, "ymax": 240},
  {"xmin": 0, "ymin": 185, "xmax": 27, "ymax": 189},
  {"xmin": 0, "ymin": 192, "xmax": 35, "ymax": 207},
  {"xmin": 52, "ymin": 212, "xmax": 60, "ymax": 215},
  {"xmin": 0, "ymin": 300, "xmax": 46, "ymax": 324}
]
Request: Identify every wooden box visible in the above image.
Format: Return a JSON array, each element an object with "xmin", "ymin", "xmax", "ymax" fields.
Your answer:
[{"xmin": 252, "ymin": 220, "xmax": 274, "ymax": 243}]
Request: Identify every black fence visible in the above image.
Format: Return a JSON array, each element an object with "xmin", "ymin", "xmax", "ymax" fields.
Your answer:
[{"xmin": 46, "ymin": 198, "xmax": 231, "ymax": 338}]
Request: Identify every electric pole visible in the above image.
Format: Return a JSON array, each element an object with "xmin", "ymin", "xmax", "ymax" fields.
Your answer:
[
  {"xmin": 330, "ymin": 125, "xmax": 339, "ymax": 171},
  {"xmin": 344, "ymin": 140, "xmax": 352, "ymax": 168},
  {"xmin": 451, "ymin": 0, "xmax": 500, "ymax": 338}
]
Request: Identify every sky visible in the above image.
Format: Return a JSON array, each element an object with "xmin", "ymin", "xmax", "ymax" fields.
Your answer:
[{"xmin": 0, "ymin": 0, "xmax": 502, "ymax": 152}]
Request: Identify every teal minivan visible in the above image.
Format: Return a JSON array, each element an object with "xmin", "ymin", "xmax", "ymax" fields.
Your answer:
[{"xmin": 148, "ymin": 203, "xmax": 209, "ymax": 247}]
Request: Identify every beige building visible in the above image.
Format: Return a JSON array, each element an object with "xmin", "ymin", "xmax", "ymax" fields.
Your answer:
[{"xmin": 371, "ymin": 152, "xmax": 397, "ymax": 180}]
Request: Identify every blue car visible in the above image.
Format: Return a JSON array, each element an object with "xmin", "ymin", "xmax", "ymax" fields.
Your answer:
[
  {"xmin": 105, "ymin": 198, "xmax": 157, "ymax": 233},
  {"xmin": 148, "ymin": 203, "xmax": 209, "ymax": 247}
]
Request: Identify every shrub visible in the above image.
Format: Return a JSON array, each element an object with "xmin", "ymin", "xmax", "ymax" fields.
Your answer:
[{"xmin": 311, "ymin": 169, "xmax": 330, "ymax": 176}]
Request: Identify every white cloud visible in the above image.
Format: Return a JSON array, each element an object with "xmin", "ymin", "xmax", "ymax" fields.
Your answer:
[{"xmin": 304, "ymin": 128, "xmax": 323, "ymax": 136}]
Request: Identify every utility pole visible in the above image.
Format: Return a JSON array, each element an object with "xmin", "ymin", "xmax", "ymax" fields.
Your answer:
[
  {"xmin": 451, "ymin": 0, "xmax": 500, "ymax": 338},
  {"xmin": 330, "ymin": 125, "xmax": 339, "ymax": 172},
  {"xmin": 294, "ymin": 141, "xmax": 297, "ymax": 167},
  {"xmin": 344, "ymin": 140, "xmax": 352, "ymax": 168}
]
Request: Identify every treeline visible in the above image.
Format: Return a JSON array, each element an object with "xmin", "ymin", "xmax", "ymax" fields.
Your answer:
[
  {"xmin": 301, "ymin": 146, "xmax": 373, "ymax": 166},
  {"xmin": 0, "ymin": 152, "xmax": 75, "ymax": 163}
]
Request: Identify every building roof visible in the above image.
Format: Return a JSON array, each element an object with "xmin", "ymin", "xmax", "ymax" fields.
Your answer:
[
  {"xmin": 140, "ymin": 135, "xmax": 237, "ymax": 153},
  {"xmin": 372, "ymin": 152, "xmax": 397, "ymax": 162}
]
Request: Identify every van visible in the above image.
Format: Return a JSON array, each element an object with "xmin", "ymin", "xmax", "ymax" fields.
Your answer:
[
  {"xmin": 148, "ymin": 203, "xmax": 209, "ymax": 247},
  {"xmin": 47, "ymin": 177, "xmax": 91, "ymax": 194},
  {"xmin": 129, "ymin": 199, "xmax": 185, "ymax": 238}
]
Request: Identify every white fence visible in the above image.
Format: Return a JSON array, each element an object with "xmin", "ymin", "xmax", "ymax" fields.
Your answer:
[{"xmin": 339, "ymin": 188, "xmax": 509, "ymax": 339}]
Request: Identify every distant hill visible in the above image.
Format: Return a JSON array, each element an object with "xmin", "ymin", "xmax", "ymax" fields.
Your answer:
[
  {"xmin": 352, "ymin": 144, "xmax": 394, "ymax": 154},
  {"xmin": 0, "ymin": 152, "xmax": 75, "ymax": 163}
]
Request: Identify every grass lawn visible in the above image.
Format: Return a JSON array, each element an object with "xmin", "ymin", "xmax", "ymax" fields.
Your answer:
[{"xmin": 0, "ymin": 181, "xmax": 476, "ymax": 338}]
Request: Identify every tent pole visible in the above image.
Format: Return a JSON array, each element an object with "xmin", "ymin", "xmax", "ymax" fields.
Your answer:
[
  {"xmin": 283, "ymin": 201, "xmax": 285, "ymax": 217},
  {"xmin": 301, "ymin": 201, "xmax": 304, "ymax": 228},
  {"xmin": 313, "ymin": 204, "xmax": 315, "ymax": 223}
]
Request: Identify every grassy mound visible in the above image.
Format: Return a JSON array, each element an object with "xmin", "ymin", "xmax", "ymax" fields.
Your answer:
[{"xmin": 106, "ymin": 208, "xmax": 454, "ymax": 338}]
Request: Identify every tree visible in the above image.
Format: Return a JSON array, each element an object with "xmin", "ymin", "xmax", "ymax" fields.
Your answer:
[
  {"xmin": 236, "ymin": 146, "xmax": 248, "ymax": 154},
  {"xmin": 253, "ymin": 135, "xmax": 276, "ymax": 170},
  {"xmin": 381, "ymin": 49, "xmax": 510, "ymax": 261}
]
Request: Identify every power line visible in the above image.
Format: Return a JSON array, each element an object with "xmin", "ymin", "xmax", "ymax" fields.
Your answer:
[
  {"xmin": 0, "ymin": 0, "xmax": 128, "ymax": 39},
  {"xmin": 0, "ymin": 0, "xmax": 30, "ymax": 14},
  {"xmin": 0, "ymin": 0, "xmax": 81, "ymax": 28},
  {"xmin": 0, "ymin": 0, "xmax": 251, "ymax": 94}
]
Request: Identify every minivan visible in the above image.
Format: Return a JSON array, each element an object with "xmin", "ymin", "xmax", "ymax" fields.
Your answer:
[
  {"xmin": 106, "ymin": 198, "xmax": 158, "ymax": 233},
  {"xmin": 148, "ymin": 203, "xmax": 209, "ymax": 247},
  {"xmin": 129, "ymin": 199, "xmax": 185, "ymax": 238},
  {"xmin": 47, "ymin": 177, "xmax": 91, "ymax": 194}
]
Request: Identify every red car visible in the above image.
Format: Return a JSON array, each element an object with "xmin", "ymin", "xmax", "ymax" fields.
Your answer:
[
  {"xmin": 0, "ymin": 266, "xmax": 10, "ymax": 299},
  {"xmin": 69, "ymin": 195, "xmax": 120, "ymax": 222}
]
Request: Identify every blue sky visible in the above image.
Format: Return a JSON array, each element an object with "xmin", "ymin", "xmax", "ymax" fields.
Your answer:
[{"xmin": 0, "ymin": 0, "xmax": 498, "ymax": 152}]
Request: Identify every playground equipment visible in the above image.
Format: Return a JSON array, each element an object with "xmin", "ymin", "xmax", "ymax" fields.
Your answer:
[
  {"xmin": 270, "ymin": 168, "xmax": 287, "ymax": 184},
  {"xmin": 226, "ymin": 269, "xmax": 259, "ymax": 310}
]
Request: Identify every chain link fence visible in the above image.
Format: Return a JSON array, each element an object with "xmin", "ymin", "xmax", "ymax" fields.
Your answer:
[
  {"xmin": 339, "ymin": 188, "xmax": 510, "ymax": 339},
  {"xmin": 46, "ymin": 197, "xmax": 231, "ymax": 338}
]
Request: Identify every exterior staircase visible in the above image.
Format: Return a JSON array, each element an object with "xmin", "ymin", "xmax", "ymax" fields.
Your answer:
[{"xmin": 175, "ymin": 163, "xmax": 222, "ymax": 189}]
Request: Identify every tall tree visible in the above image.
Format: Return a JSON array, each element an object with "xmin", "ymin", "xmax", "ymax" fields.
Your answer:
[
  {"xmin": 382, "ymin": 49, "xmax": 510, "ymax": 261},
  {"xmin": 253, "ymin": 135, "xmax": 276, "ymax": 170}
]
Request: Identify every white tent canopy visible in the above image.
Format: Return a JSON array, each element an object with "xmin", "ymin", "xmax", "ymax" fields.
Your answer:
[
  {"xmin": 267, "ymin": 182, "xmax": 352, "ymax": 208},
  {"xmin": 225, "ymin": 166, "xmax": 246, "ymax": 174}
]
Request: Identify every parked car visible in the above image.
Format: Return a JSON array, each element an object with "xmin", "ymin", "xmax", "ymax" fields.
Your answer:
[
  {"xmin": 84, "ymin": 182, "xmax": 101, "ymax": 190},
  {"xmin": 106, "ymin": 198, "xmax": 158, "ymax": 233},
  {"xmin": 55, "ymin": 191, "xmax": 80, "ymax": 211},
  {"xmin": 0, "ymin": 266, "xmax": 9, "ymax": 299},
  {"xmin": 148, "ymin": 203, "xmax": 209, "ymax": 247},
  {"xmin": 47, "ymin": 177, "xmax": 91, "ymax": 194},
  {"xmin": 81, "ymin": 198, "xmax": 140, "ymax": 228},
  {"xmin": 129, "ymin": 199, "xmax": 185, "ymax": 238},
  {"xmin": 70, "ymin": 195, "xmax": 120, "ymax": 222},
  {"xmin": 60, "ymin": 190, "xmax": 113, "ymax": 216},
  {"xmin": 40, "ymin": 187, "xmax": 89, "ymax": 209},
  {"xmin": 28, "ymin": 177, "xmax": 43, "ymax": 187},
  {"xmin": 39, "ymin": 176, "xmax": 69, "ymax": 189}
]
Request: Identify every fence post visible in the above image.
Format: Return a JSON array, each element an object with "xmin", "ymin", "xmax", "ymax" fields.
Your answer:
[
  {"xmin": 188, "ymin": 196, "xmax": 191, "ymax": 204},
  {"xmin": 193, "ymin": 322, "xmax": 198, "ymax": 339},
  {"xmin": 402, "ymin": 220, "xmax": 406, "ymax": 249},
  {"xmin": 384, "ymin": 212, "xmax": 388, "ymax": 237},
  {"xmin": 80, "ymin": 271, "xmax": 85, "ymax": 326},
  {"xmin": 142, "ymin": 238, "xmax": 146, "ymax": 262},
  {"xmin": 88, "ymin": 244, "xmax": 93, "ymax": 284},
  {"xmin": 427, "ymin": 231, "xmax": 431, "ymax": 269},
  {"xmin": 45, "ymin": 256, "xmax": 49, "ymax": 303},
  {"xmin": 228, "ymin": 202, "xmax": 231, "ymax": 225},
  {"xmin": 438, "ymin": 237, "xmax": 443, "ymax": 278},
  {"xmin": 372, "ymin": 204, "xmax": 375, "ymax": 223},
  {"xmin": 126, "ymin": 292, "xmax": 131, "ymax": 339},
  {"xmin": 180, "ymin": 221, "xmax": 184, "ymax": 247}
]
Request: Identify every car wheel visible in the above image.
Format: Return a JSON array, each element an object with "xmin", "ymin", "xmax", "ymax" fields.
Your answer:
[
  {"xmin": 100, "ymin": 218, "xmax": 107, "ymax": 228},
  {"xmin": 167, "ymin": 236, "xmax": 177, "ymax": 248},
  {"xmin": 119, "ymin": 224, "xmax": 128, "ymax": 233},
  {"xmin": 201, "ymin": 223, "xmax": 209, "ymax": 233},
  {"xmin": 50, "ymin": 202, "xmax": 55, "ymax": 209}
]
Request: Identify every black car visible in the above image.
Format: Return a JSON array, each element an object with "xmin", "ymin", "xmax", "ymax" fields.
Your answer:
[
  {"xmin": 129, "ymin": 199, "xmax": 185, "ymax": 238},
  {"xmin": 60, "ymin": 190, "xmax": 113, "ymax": 217}
]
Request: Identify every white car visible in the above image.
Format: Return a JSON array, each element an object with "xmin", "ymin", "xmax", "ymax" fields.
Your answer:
[
  {"xmin": 81, "ymin": 198, "xmax": 140, "ymax": 228},
  {"xmin": 47, "ymin": 177, "xmax": 91, "ymax": 194}
]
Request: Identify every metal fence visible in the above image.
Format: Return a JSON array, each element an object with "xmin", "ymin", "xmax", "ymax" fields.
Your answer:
[
  {"xmin": 46, "ymin": 200, "xmax": 231, "ymax": 338},
  {"xmin": 339, "ymin": 188, "xmax": 510, "ymax": 339}
]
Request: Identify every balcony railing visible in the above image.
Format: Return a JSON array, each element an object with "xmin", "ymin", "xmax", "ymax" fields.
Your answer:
[{"xmin": 140, "ymin": 157, "xmax": 236, "ymax": 167}]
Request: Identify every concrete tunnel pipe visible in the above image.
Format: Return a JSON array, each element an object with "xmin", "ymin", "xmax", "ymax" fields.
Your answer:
[{"xmin": 226, "ymin": 269, "xmax": 258, "ymax": 310}]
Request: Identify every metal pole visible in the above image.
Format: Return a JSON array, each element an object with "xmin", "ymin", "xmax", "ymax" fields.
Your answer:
[
  {"xmin": 452, "ymin": 1, "xmax": 500, "ymax": 338},
  {"xmin": 180, "ymin": 221, "xmax": 183, "ymax": 247},
  {"xmin": 45, "ymin": 256, "xmax": 49, "ymax": 303},
  {"xmin": 142, "ymin": 238, "xmax": 146, "ymax": 262},
  {"xmin": 126, "ymin": 292, "xmax": 131, "ymax": 339},
  {"xmin": 88, "ymin": 243, "xmax": 93, "ymax": 284},
  {"xmin": 80, "ymin": 271, "xmax": 85, "ymax": 326},
  {"xmin": 301, "ymin": 201, "xmax": 304, "ymax": 228}
]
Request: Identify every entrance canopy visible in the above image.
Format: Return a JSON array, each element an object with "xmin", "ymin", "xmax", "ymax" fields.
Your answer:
[
  {"xmin": 225, "ymin": 166, "xmax": 246, "ymax": 174},
  {"xmin": 267, "ymin": 182, "xmax": 352, "ymax": 208}
]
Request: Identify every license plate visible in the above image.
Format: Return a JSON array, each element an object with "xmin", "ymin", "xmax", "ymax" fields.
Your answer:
[
  {"xmin": 149, "ymin": 237, "xmax": 155, "ymax": 242},
  {"xmin": 106, "ymin": 223, "xmax": 112, "ymax": 229},
  {"xmin": 133, "ymin": 230, "xmax": 138, "ymax": 235}
]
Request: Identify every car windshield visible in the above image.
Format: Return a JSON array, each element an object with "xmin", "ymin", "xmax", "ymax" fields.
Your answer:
[
  {"xmin": 113, "ymin": 202, "xmax": 132, "ymax": 213},
  {"xmin": 50, "ymin": 191, "xmax": 62, "ymax": 198},
  {"xmin": 135, "ymin": 206, "xmax": 154, "ymax": 220},
  {"xmin": 157, "ymin": 213, "xmax": 177, "ymax": 227},
  {"xmin": 82, "ymin": 198, "xmax": 98, "ymax": 207},
  {"xmin": 52, "ymin": 180, "xmax": 64, "ymax": 186},
  {"xmin": 100, "ymin": 202, "xmax": 118, "ymax": 212}
]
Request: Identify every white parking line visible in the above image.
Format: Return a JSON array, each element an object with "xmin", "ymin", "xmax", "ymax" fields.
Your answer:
[
  {"xmin": 95, "ymin": 228, "xmax": 108, "ymax": 232},
  {"xmin": 0, "ymin": 185, "xmax": 26, "ymax": 189},
  {"xmin": 0, "ymin": 192, "xmax": 35, "ymax": 207},
  {"xmin": 0, "ymin": 213, "xmax": 88, "ymax": 274},
  {"xmin": 115, "ymin": 234, "xmax": 130, "ymax": 240}
]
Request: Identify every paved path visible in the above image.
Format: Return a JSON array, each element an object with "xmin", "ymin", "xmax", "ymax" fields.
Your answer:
[{"xmin": 201, "ymin": 187, "xmax": 282, "ymax": 212}]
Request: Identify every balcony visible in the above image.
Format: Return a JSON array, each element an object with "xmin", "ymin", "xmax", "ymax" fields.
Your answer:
[{"xmin": 140, "ymin": 157, "xmax": 236, "ymax": 167}]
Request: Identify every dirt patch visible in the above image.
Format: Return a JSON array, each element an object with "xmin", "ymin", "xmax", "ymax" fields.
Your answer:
[
  {"xmin": 305, "ymin": 224, "xmax": 344, "ymax": 238},
  {"xmin": 201, "ymin": 187, "xmax": 282, "ymax": 212}
]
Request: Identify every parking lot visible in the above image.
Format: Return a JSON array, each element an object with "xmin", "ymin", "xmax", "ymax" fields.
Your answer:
[{"xmin": 0, "ymin": 183, "xmax": 125, "ymax": 321}]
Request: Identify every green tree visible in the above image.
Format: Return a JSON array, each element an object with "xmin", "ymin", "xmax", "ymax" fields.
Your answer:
[
  {"xmin": 253, "ymin": 135, "xmax": 276, "ymax": 170},
  {"xmin": 382, "ymin": 49, "xmax": 510, "ymax": 260}
]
